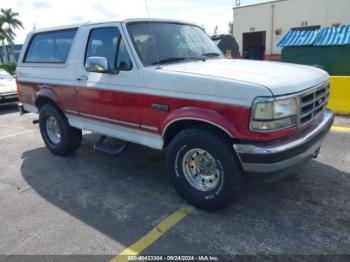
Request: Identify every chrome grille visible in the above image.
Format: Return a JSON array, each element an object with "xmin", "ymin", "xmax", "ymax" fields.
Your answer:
[{"xmin": 298, "ymin": 83, "xmax": 330, "ymax": 126}]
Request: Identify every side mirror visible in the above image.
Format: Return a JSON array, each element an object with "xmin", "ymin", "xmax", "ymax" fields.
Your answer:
[{"xmin": 85, "ymin": 57, "xmax": 119, "ymax": 74}]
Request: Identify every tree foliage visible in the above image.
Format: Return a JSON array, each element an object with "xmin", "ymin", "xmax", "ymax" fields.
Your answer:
[
  {"xmin": 0, "ymin": 61, "xmax": 16, "ymax": 75},
  {"xmin": 0, "ymin": 8, "xmax": 23, "ymax": 63}
]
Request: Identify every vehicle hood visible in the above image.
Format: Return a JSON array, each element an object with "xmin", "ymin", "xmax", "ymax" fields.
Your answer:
[
  {"xmin": 161, "ymin": 59, "xmax": 329, "ymax": 96},
  {"xmin": 0, "ymin": 78, "xmax": 17, "ymax": 93}
]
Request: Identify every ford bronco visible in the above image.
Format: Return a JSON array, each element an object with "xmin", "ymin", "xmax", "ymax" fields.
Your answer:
[{"xmin": 17, "ymin": 19, "xmax": 334, "ymax": 210}]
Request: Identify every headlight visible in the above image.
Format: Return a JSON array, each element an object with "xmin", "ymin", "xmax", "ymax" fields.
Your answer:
[{"xmin": 250, "ymin": 97, "xmax": 298, "ymax": 132}]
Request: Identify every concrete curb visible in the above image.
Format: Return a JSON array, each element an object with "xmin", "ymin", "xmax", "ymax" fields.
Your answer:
[{"xmin": 328, "ymin": 76, "xmax": 350, "ymax": 115}]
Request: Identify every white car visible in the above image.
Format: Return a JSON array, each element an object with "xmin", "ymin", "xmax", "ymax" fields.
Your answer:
[{"xmin": 0, "ymin": 69, "xmax": 18, "ymax": 103}]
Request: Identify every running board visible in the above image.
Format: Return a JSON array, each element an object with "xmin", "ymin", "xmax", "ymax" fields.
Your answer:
[{"xmin": 93, "ymin": 135, "xmax": 128, "ymax": 156}]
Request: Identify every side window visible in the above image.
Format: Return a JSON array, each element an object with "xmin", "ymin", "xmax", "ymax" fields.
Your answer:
[
  {"xmin": 85, "ymin": 27, "xmax": 119, "ymax": 70},
  {"xmin": 85, "ymin": 27, "xmax": 132, "ymax": 71},
  {"xmin": 24, "ymin": 29, "xmax": 77, "ymax": 63}
]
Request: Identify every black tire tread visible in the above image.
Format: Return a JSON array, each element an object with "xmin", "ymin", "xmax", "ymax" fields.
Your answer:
[
  {"xmin": 39, "ymin": 104, "xmax": 82, "ymax": 156},
  {"xmin": 166, "ymin": 127, "xmax": 245, "ymax": 210}
]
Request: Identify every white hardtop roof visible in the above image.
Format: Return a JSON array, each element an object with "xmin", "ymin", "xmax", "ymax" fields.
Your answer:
[{"xmin": 30, "ymin": 18, "xmax": 200, "ymax": 34}]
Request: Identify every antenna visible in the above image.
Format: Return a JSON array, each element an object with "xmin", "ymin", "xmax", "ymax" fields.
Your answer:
[
  {"xmin": 236, "ymin": 0, "xmax": 241, "ymax": 7},
  {"xmin": 144, "ymin": 0, "xmax": 161, "ymax": 69}
]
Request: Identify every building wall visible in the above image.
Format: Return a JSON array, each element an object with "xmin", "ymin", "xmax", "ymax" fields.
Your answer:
[{"xmin": 233, "ymin": 0, "xmax": 350, "ymax": 57}]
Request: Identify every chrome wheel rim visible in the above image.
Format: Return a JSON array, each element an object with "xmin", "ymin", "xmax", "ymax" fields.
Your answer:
[
  {"xmin": 45, "ymin": 116, "xmax": 61, "ymax": 144},
  {"xmin": 182, "ymin": 148, "xmax": 221, "ymax": 192}
]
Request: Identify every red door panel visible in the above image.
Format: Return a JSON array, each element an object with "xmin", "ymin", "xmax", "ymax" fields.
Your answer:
[{"xmin": 78, "ymin": 87, "xmax": 139, "ymax": 125}]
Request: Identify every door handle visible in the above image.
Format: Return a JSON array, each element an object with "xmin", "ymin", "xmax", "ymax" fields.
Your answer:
[{"xmin": 77, "ymin": 75, "xmax": 88, "ymax": 81}]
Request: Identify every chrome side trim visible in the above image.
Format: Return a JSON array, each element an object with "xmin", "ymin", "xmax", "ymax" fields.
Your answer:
[
  {"xmin": 65, "ymin": 109, "xmax": 78, "ymax": 115},
  {"xmin": 79, "ymin": 112, "xmax": 139, "ymax": 128},
  {"xmin": 141, "ymin": 125, "xmax": 159, "ymax": 131},
  {"xmin": 67, "ymin": 115, "xmax": 163, "ymax": 150}
]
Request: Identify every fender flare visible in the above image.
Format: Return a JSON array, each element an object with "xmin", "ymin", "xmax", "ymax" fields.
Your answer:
[
  {"xmin": 35, "ymin": 87, "xmax": 63, "ymax": 111},
  {"xmin": 161, "ymin": 107, "xmax": 239, "ymax": 138}
]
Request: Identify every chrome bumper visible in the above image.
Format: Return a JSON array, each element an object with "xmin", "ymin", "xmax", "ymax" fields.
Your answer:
[
  {"xmin": 0, "ymin": 92, "xmax": 18, "ymax": 102},
  {"xmin": 233, "ymin": 110, "xmax": 334, "ymax": 174}
]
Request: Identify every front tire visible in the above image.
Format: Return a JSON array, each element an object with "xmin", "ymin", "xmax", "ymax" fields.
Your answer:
[
  {"xmin": 39, "ymin": 104, "xmax": 82, "ymax": 156},
  {"xmin": 166, "ymin": 128, "xmax": 245, "ymax": 210}
]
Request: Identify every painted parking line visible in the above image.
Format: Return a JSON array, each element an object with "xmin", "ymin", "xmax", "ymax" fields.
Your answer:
[
  {"xmin": 110, "ymin": 207, "xmax": 193, "ymax": 262},
  {"xmin": 0, "ymin": 130, "xmax": 36, "ymax": 140},
  {"xmin": 331, "ymin": 126, "xmax": 350, "ymax": 134}
]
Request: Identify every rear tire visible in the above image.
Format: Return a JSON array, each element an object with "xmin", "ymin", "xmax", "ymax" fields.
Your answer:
[
  {"xmin": 166, "ymin": 128, "xmax": 245, "ymax": 211},
  {"xmin": 39, "ymin": 104, "xmax": 82, "ymax": 156}
]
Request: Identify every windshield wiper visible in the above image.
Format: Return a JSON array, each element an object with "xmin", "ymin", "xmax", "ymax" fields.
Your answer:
[
  {"xmin": 202, "ymin": 52, "xmax": 221, "ymax": 57},
  {"xmin": 152, "ymin": 57, "xmax": 205, "ymax": 65}
]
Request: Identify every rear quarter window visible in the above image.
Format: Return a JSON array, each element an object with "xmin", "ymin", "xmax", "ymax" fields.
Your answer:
[{"xmin": 24, "ymin": 29, "xmax": 77, "ymax": 63}]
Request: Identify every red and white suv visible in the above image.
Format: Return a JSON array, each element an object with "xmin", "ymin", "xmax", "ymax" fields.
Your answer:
[{"xmin": 17, "ymin": 19, "xmax": 334, "ymax": 210}]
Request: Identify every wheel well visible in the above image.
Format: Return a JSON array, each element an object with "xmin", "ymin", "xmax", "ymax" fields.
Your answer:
[
  {"xmin": 163, "ymin": 120, "xmax": 234, "ymax": 147},
  {"xmin": 35, "ymin": 97, "xmax": 63, "ymax": 114}
]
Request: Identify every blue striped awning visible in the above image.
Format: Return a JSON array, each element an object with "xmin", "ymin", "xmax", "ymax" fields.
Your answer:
[
  {"xmin": 277, "ymin": 25, "xmax": 350, "ymax": 47},
  {"xmin": 277, "ymin": 29, "xmax": 320, "ymax": 47},
  {"xmin": 315, "ymin": 25, "xmax": 350, "ymax": 46}
]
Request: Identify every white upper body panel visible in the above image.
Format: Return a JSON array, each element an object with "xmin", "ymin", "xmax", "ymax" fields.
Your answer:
[
  {"xmin": 16, "ymin": 19, "xmax": 329, "ymax": 107},
  {"xmin": 160, "ymin": 59, "xmax": 329, "ymax": 96},
  {"xmin": 139, "ymin": 65, "xmax": 270, "ymax": 107}
]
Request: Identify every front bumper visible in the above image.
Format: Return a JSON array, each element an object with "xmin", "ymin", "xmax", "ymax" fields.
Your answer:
[
  {"xmin": 0, "ymin": 92, "xmax": 18, "ymax": 103},
  {"xmin": 233, "ymin": 110, "xmax": 334, "ymax": 176}
]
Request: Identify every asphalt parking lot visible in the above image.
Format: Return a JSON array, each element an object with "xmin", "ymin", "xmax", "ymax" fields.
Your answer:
[{"xmin": 0, "ymin": 102, "xmax": 350, "ymax": 259}]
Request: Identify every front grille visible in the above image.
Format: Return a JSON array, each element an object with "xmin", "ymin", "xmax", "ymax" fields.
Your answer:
[{"xmin": 298, "ymin": 83, "xmax": 330, "ymax": 126}]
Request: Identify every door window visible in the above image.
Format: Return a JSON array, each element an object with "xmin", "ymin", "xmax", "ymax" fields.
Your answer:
[{"xmin": 85, "ymin": 27, "xmax": 132, "ymax": 71}]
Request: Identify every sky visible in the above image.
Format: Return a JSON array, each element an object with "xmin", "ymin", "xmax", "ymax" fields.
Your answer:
[{"xmin": 0, "ymin": 0, "xmax": 271, "ymax": 44}]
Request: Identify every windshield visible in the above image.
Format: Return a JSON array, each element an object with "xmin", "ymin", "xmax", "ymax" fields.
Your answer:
[{"xmin": 127, "ymin": 22, "xmax": 223, "ymax": 66}]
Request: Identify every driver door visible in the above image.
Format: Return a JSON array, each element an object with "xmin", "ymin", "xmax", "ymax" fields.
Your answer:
[{"xmin": 77, "ymin": 24, "xmax": 140, "ymax": 127}]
